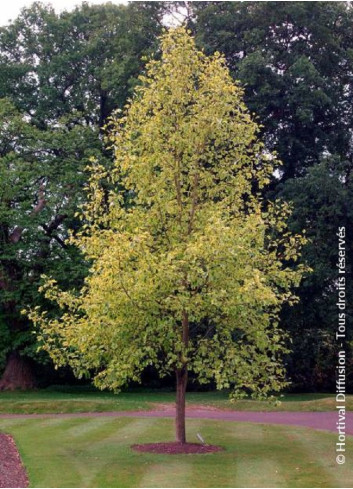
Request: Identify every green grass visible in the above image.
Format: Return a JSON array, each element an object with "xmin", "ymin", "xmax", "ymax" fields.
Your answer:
[
  {"xmin": 0, "ymin": 387, "xmax": 352, "ymax": 414},
  {"xmin": 184, "ymin": 392, "xmax": 353, "ymax": 413},
  {"xmin": 0, "ymin": 388, "xmax": 150, "ymax": 414},
  {"xmin": 0, "ymin": 416, "xmax": 351, "ymax": 487}
]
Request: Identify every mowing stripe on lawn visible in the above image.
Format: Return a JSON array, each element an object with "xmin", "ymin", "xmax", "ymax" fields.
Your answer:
[
  {"xmin": 135, "ymin": 419, "xmax": 219, "ymax": 488},
  {"xmin": 202, "ymin": 422, "xmax": 284, "ymax": 488},
  {"xmin": 0, "ymin": 417, "xmax": 351, "ymax": 488},
  {"xmin": 139, "ymin": 461, "xmax": 193, "ymax": 488},
  {"xmin": 241, "ymin": 424, "xmax": 337, "ymax": 488},
  {"xmin": 64, "ymin": 417, "xmax": 113, "ymax": 439},
  {"xmin": 61, "ymin": 418, "xmax": 148, "ymax": 488},
  {"xmin": 288, "ymin": 426, "xmax": 353, "ymax": 488},
  {"xmin": 186, "ymin": 419, "xmax": 240, "ymax": 488},
  {"xmin": 235, "ymin": 457, "xmax": 287, "ymax": 488},
  {"xmin": 93, "ymin": 417, "xmax": 160, "ymax": 449},
  {"xmin": 92, "ymin": 418, "xmax": 174, "ymax": 488}
]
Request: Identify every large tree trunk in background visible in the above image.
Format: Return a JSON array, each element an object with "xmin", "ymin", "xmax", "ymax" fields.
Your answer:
[
  {"xmin": 0, "ymin": 351, "xmax": 35, "ymax": 390},
  {"xmin": 0, "ymin": 187, "xmax": 49, "ymax": 392},
  {"xmin": 175, "ymin": 367, "xmax": 188, "ymax": 444}
]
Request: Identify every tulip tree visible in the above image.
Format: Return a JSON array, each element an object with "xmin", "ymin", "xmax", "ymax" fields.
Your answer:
[{"xmin": 29, "ymin": 28, "xmax": 306, "ymax": 444}]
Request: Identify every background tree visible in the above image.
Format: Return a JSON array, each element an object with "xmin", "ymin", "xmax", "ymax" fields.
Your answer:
[
  {"xmin": 0, "ymin": 1, "xmax": 164, "ymax": 128},
  {"xmin": 0, "ymin": 97, "xmax": 99, "ymax": 388},
  {"xmin": 190, "ymin": 1, "xmax": 353, "ymax": 390},
  {"xmin": 279, "ymin": 157, "xmax": 353, "ymax": 389},
  {"xmin": 0, "ymin": 1, "xmax": 163, "ymax": 388},
  {"xmin": 30, "ymin": 28, "xmax": 306, "ymax": 444}
]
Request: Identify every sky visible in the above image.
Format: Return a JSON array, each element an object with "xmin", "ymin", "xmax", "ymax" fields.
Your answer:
[{"xmin": 0, "ymin": 0, "xmax": 128, "ymax": 26}]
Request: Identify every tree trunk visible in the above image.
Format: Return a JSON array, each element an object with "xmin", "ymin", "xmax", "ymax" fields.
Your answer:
[
  {"xmin": 175, "ymin": 366, "xmax": 188, "ymax": 444},
  {"xmin": 0, "ymin": 351, "xmax": 36, "ymax": 390},
  {"xmin": 175, "ymin": 310, "xmax": 189, "ymax": 443}
]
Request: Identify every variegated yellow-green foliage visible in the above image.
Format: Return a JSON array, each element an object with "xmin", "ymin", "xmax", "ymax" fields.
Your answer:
[{"xmin": 29, "ymin": 28, "xmax": 307, "ymax": 399}]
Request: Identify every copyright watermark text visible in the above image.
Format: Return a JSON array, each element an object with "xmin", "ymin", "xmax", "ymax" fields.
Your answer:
[{"xmin": 336, "ymin": 226, "xmax": 346, "ymax": 465}]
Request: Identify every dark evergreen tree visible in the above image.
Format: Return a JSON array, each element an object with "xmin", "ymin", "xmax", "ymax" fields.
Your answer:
[
  {"xmin": 0, "ymin": 1, "xmax": 163, "ymax": 388},
  {"xmin": 191, "ymin": 1, "xmax": 353, "ymax": 389}
]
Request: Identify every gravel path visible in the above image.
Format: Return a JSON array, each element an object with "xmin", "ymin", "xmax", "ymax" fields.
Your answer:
[
  {"xmin": 0, "ymin": 407, "xmax": 352, "ymax": 435},
  {"xmin": 0, "ymin": 434, "xmax": 28, "ymax": 488}
]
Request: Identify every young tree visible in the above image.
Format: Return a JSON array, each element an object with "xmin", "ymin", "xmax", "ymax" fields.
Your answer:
[{"xmin": 30, "ymin": 28, "xmax": 306, "ymax": 444}]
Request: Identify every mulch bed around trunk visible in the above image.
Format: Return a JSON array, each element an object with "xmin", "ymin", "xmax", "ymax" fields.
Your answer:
[
  {"xmin": 0, "ymin": 433, "xmax": 28, "ymax": 488},
  {"xmin": 131, "ymin": 442, "xmax": 223, "ymax": 454}
]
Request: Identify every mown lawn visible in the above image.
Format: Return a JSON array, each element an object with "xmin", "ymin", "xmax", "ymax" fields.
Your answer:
[
  {"xmin": 0, "ymin": 387, "xmax": 352, "ymax": 414},
  {"xmin": 0, "ymin": 416, "xmax": 351, "ymax": 487}
]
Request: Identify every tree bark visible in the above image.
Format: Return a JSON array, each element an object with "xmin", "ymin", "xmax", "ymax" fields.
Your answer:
[
  {"xmin": 175, "ymin": 366, "xmax": 188, "ymax": 444},
  {"xmin": 175, "ymin": 310, "xmax": 189, "ymax": 444},
  {"xmin": 0, "ymin": 351, "xmax": 36, "ymax": 391}
]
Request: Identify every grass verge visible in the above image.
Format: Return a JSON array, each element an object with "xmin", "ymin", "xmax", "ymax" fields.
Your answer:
[{"xmin": 0, "ymin": 388, "xmax": 352, "ymax": 414}]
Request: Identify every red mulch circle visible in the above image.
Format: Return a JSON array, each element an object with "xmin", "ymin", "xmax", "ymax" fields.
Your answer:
[
  {"xmin": 0, "ymin": 433, "xmax": 28, "ymax": 488},
  {"xmin": 131, "ymin": 442, "xmax": 223, "ymax": 454}
]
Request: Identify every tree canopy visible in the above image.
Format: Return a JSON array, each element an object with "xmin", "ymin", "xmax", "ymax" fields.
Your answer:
[{"xmin": 30, "ymin": 28, "xmax": 306, "ymax": 442}]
